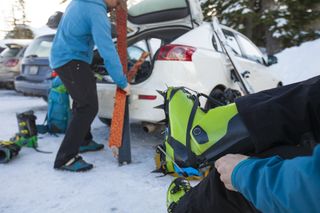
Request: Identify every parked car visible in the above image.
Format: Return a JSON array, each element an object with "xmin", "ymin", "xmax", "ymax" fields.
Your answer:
[
  {"xmin": 15, "ymin": 34, "xmax": 55, "ymax": 99},
  {"xmin": 0, "ymin": 43, "xmax": 29, "ymax": 88},
  {"xmin": 96, "ymin": 0, "xmax": 280, "ymax": 128}
]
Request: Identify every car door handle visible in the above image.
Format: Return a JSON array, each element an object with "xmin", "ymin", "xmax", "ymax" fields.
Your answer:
[{"xmin": 242, "ymin": 70, "xmax": 250, "ymax": 78}]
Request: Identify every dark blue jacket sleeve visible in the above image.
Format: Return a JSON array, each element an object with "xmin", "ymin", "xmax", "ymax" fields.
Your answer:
[
  {"xmin": 231, "ymin": 145, "xmax": 320, "ymax": 213},
  {"xmin": 89, "ymin": 7, "xmax": 128, "ymax": 89}
]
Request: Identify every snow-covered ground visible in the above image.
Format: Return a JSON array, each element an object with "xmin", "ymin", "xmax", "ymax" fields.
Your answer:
[
  {"xmin": 0, "ymin": 38, "xmax": 319, "ymax": 213},
  {"xmin": 0, "ymin": 91, "xmax": 172, "ymax": 213},
  {"xmin": 270, "ymin": 38, "xmax": 320, "ymax": 85}
]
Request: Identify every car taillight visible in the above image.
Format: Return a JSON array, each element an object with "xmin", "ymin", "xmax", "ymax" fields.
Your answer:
[
  {"xmin": 138, "ymin": 95, "xmax": 157, "ymax": 100},
  {"xmin": 51, "ymin": 70, "xmax": 58, "ymax": 77},
  {"xmin": 157, "ymin": 44, "xmax": 196, "ymax": 61},
  {"xmin": 4, "ymin": 59, "xmax": 19, "ymax": 67}
]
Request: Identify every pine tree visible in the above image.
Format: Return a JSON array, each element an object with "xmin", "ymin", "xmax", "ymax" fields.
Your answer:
[
  {"xmin": 6, "ymin": 0, "xmax": 33, "ymax": 39},
  {"xmin": 278, "ymin": 0, "xmax": 320, "ymax": 47},
  {"xmin": 202, "ymin": 0, "xmax": 320, "ymax": 54}
]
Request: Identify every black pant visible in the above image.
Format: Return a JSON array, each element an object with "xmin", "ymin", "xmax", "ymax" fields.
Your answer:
[
  {"xmin": 54, "ymin": 60, "xmax": 98, "ymax": 168},
  {"xmin": 174, "ymin": 76, "xmax": 320, "ymax": 212}
]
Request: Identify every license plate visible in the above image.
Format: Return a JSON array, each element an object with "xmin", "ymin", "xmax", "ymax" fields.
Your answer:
[{"xmin": 29, "ymin": 66, "xmax": 38, "ymax": 75}]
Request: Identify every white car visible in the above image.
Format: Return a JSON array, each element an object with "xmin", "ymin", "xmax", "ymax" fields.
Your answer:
[{"xmin": 96, "ymin": 0, "xmax": 281, "ymax": 128}]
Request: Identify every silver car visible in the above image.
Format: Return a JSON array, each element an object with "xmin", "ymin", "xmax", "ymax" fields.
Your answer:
[{"xmin": 0, "ymin": 43, "xmax": 28, "ymax": 88}]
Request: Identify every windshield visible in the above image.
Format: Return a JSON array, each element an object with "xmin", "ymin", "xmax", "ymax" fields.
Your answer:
[
  {"xmin": 24, "ymin": 35, "xmax": 54, "ymax": 58},
  {"xmin": 0, "ymin": 47, "xmax": 21, "ymax": 58}
]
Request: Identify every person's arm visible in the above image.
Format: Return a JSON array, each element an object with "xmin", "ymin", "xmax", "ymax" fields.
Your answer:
[
  {"xmin": 216, "ymin": 145, "xmax": 320, "ymax": 213},
  {"xmin": 89, "ymin": 7, "xmax": 128, "ymax": 89}
]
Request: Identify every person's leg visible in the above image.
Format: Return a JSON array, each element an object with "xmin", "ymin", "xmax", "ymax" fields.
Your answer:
[
  {"xmin": 79, "ymin": 128, "xmax": 104, "ymax": 153},
  {"xmin": 84, "ymin": 130, "xmax": 93, "ymax": 145},
  {"xmin": 172, "ymin": 144, "xmax": 314, "ymax": 213},
  {"xmin": 53, "ymin": 60, "xmax": 98, "ymax": 168},
  {"xmin": 236, "ymin": 75, "xmax": 320, "ymax": 153},
  {"xmin": 172, "ymin": 168, "xmax": 259, "ymax": 213}
]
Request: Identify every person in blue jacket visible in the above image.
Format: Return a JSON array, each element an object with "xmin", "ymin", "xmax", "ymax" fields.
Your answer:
[
  {"xmin": 215, "ymin": 145, "xmax": 320, "ymax": 213},
  {"xmin": 50, "ymin": 0, "xmax": 130, "ymax": 172},
  {"xmin": 167, "ymin": 75, "xmax": 320, "ymax": 213}
]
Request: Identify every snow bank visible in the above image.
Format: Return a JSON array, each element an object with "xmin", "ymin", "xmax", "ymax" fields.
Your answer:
[
  {"xmin": 0, "ymin": 90, "xmax": 173, "ymax": 213},
  {"xmin": 270, "ymin": 39, "xmax": 320, "ymax": 85}
]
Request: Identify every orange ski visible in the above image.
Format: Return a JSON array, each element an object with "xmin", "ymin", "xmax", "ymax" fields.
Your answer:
[
  {"xmin": 108, "ymin": 1, "xmax": 149, "ymax": 159},
  {"xmin": 109, "ymin": 52, "xmax": 149, "ymax": 157}
]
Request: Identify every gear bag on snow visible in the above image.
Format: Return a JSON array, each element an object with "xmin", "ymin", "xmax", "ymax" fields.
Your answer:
[
  {"xmin": 154, "ymin": 87, "xmax": 253, "ymax": 178},
  {"xmin": 37, "ymin": 77, "xmax": 71, "ymax": 134}
]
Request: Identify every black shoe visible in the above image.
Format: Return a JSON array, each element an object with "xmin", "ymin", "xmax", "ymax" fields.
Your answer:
[
  {"xmin": 56, "ymin": 156, "xmax": 93, "ymax": 172},
  {"xmin": 79, "ymin": 140, "xmax": 104, "ymax": 153}
]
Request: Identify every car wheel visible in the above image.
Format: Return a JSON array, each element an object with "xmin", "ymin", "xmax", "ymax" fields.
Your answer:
[
  {"xmin": 5, "ymin": 82, "xmax": 14, "ymax": 90},
  {"xmin": 205, "ymin": 88, "xmax": 225, "ymax": 110},
  {"xmin": 98, "ymin": 117, "xmax": 112, "ymax": 126}
]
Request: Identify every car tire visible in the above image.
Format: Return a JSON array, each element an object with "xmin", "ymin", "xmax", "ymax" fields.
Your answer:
[
  {"xmin": 205, "ymin": 88, "xmax": 225, "ymax": 110},
  {"xmin": 5, "ymin": 82, "xmax": 15, "ymax": 90},
  {"xmin": 42, "ymin": 96, "xmax": 48, "ymax": 102},
  {"xmin": 98, "ymin": 117, "xmax": 112, "ymax": 126}
]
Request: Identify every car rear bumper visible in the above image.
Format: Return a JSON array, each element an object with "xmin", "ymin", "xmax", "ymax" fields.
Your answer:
[
  {"xmin": 0, "ymin": 72, "xmax": 18, "ymax": 83},
  {"xmin": 14, "ymin": 75, "xmax": 51, "ymax": 97},
  {"xmin": 96, "ymin": 83, "xmax": 165, "ymax": 123}
]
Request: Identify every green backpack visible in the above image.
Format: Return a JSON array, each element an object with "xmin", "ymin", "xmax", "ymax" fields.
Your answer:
[{"xmin": 155, "ymin": 87, "xmax": 250, "ymax": 178}]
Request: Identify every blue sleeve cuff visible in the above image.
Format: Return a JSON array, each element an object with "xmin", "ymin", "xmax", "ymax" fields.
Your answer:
[
  {"xmin": 231, "ymin": 158, "xmax": 256, "ymax": 190},
  {"xmin": 118, "ymin": 80, "xmax": 128, "ymax": 90}
]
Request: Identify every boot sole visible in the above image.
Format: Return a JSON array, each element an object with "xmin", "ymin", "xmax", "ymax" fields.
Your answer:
[{"xmin": 56, "ymin": 164, "xmax": 94, "ymax": 172}]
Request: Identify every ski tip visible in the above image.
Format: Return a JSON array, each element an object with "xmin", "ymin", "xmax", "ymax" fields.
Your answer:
[{"xmin": 110, "ymin": 146, "xmax": 119, "ymax": 159}]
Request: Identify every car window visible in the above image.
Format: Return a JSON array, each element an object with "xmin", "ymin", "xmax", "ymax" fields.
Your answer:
[
  {"xmin": 223, "ymin": 30, "xmax": 242, "ymax": 56},
  {"xmin": 24, "ymin": 36, "xmax": 53, "ymax": 58},
  {"xmin": 128, "ymin": 45, "xmax": 147, "ymax": 61},
  {"xmin": 236, "ymin": 34, "xmax": 264, "ymax": 64},
  {"xmin": 212, "ymin": 34, "xmax": 223, "ymax": 52},
  {"xmin": 0, "ymin": 47, "xmax": 21, "ymax": 57},
  {"xmin": 19, "ymin": 47, "xmax": 27, "ymax": 57},
  {"xmin": 128, "ymin": 41, "xmax": 152, "ymax": 84},
  {"xmin": 148, "ymin": 38, "xmax": 162, "ymax": 57}
]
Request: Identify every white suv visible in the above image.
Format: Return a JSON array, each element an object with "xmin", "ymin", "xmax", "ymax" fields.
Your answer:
[{"xmin": 96, "ymin": 0, "xmax": 280, "ymax": 126}]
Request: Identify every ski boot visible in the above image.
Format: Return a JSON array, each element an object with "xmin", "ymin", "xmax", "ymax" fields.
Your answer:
[
  {"xmin": 0, "ymin": 141, "xmax": 21, "ymax": 163},
  {"xmin": 11, "ymin": 134, "xmax": 38, "ymax": 148},
  {"xmin": 167, "ymin": 177, "xmax": 192, "ymax": 213},
  {"xmin": 14, "ymin": 110, "xmax": 38, "ymax": 148},
  {"xmin": 198, "ymin": 105, "xmax": 255, "ymax": 165},
  {"xmin": 16, "ymin": 110, "xmax": 38, "ymax": 138}
]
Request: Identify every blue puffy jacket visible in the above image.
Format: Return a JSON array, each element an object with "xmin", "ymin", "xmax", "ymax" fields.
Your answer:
[
  {"xmin": 232, "ymin": 145, "xmax": 320, "ymax": 213},
  {"xmin": 50, "ymin": 0, "xmax": 127, "ymax": 89}
]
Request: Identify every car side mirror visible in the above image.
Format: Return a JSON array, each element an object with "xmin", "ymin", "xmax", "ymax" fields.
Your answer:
[{"xmin": 267, "ymin": 55, "xmax": 278, "ymax": 66}]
